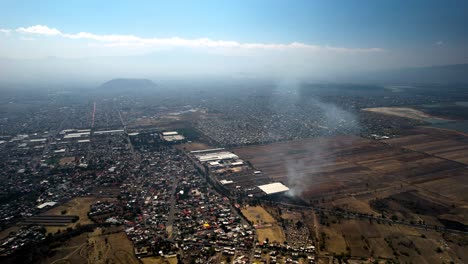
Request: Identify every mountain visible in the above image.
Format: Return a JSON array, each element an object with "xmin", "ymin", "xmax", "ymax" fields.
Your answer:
[
  {"xmin": 355, "ymin": 64, "xmax": 468, "ymax": 84},
  {"xmin": 98, "ymin": 78, "xmax": 158, "ymax": 93}
]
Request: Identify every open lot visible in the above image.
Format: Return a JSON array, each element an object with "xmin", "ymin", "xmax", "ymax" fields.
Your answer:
[
  {"xmin": 362, "ymin": 107, "xmax": 451, "ymax": 122},
  {"xmin": 44, "ymin": 227, "xmax": 139, "ymax": 264},
  {"xmin": 42, "ymin": 197, "xmax": 115, "ymax": 234},
  {"xmin": 315, "ymin": 215, "xmax": 468, "ymax": 263},
  {"xmin": 176, "ymin": 141, "xmax": 213, "ymax": 151},
  {"xmin": 241, "ymin": 206, "xmax": 285, "ymax": 243}
]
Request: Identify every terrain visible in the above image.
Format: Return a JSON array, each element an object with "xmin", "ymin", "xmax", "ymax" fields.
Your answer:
[
  {"xmin": 1, "ymin": 82, "xmax": 468, "ymax": 264},
  {"xmin": 233, "ymin": 127, "xmax": 468, "ymax": 233}
]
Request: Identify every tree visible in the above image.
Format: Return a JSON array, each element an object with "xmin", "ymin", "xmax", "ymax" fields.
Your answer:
[{"xmin": 296, "ymin": 220, "xmax": 304, "ymax": 229}]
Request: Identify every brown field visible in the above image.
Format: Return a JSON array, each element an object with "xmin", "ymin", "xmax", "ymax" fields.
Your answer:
[
  {"xmin": 43, "ymin": 197, "xmax": 115, "ymax": 234},
  {"xmin": 130, "ymin": 109, "xmax": 205, "ymax": 129},
  {"xmin": 176, "ymin": 141, "xmax": 213, "ymax": 151},
  {"xmin": 383, "ymin": 128, "xmax": 468, "ymax": 165},
  {"xmin": 0, "ymin": 226, "xmax": 19, "ymax": 240},
  {"xmin": 233, "ymin": 129, "xmax": 468, "ymax": 198},
  {"xmin": 233, "ymin": 127, "xmax": 468, "ymax": 230},
  {"xmin": 141, "ymin": 256, "xmax": 177, "ymax": 264},
  {"xmin": 241, "ymin": 206, "xmax": 285, "ymax": 243},
  {"xmin": 141, "ymin": 257, "xmax": 164, "ymax": 264},
  {"xmin": 362, "ymin": 107, "xmax": 451, "ymax": 122},
  {"xmin": 59, "ymin": 157, "xmax": 75, "ymax": 166},
  {"xmin": 316, "ymin": 215, "xmax": 467, "ymax": 264},
  {"xmin": 44, "ymin": 226, "xmax": 139, "ymax": 264},
  {"xmin": 140, "ymin": 256, "xmax": 170, "ymax": 264}
]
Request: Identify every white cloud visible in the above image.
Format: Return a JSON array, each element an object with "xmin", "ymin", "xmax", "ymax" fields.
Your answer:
[
  {"xmin": 6, "ymin": 24, "xmax": 384, "ymax": 53},
  {"xmin": 16, "ymin": 25, "xmax": 61, "ymax": 36},
  {"xmin": 435, "ymin": 40, "xmax": 444, "ymax": 46},
  {"xmin": 0, "ymin": 29, "xmax": 11, "ymax": 34}
]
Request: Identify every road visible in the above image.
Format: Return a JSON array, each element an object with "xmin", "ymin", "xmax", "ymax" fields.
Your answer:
[
  {"xmin": 166, "ymin": 177, "xmax": 180, "ymax": 239},
  {"xmin": 118, "ymin": 110, "xmax": 138, "ymax": 161}
]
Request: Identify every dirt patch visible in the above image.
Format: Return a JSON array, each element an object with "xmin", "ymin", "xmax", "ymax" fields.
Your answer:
[
  {"xmin": 59, "ymin": 157, "xmax": 75, "ymax": 166},
  {"xmin": 362, "ymin": 107, "xmax": 450, "ymax": 122},
  {"xmin": 241, "ymin": 206, "xmax": 285, "ymax": 243},
  {"xmin": 370, "ymin": 190, "xmax": 451, "ymax": 218},
  {"xmin": 176, "ymin": 142, "xmax": 213, "ymax": 151},
  {"xmin": 43, "ymin": 197, "xmax": 115, "ymax": 234},
  {"xmin": 44, "ymin": 227, "xmax": 138, "ymax": 264}
]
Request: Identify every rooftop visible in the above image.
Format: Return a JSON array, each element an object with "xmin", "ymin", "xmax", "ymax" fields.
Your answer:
[{"xmin": 257, "ymin": 182, "xmax": 290, "ymax": 195}]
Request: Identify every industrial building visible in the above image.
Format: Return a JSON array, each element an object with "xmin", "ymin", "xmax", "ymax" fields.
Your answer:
[
  {"xmin": 188, "ymin": 148, "xmax": 289, "ymax": 197},
  {"xmin": 257, "ymin": 182, "xmax": 290, "ymax": 195},
  {"xmin": 161, "ymin": 131, "xmax": 185, "ymax": 142}
]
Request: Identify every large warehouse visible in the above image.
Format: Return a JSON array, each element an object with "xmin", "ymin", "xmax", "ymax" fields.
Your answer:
[{"xmin": 257, "ymin": 182, "xmax": 290, "ymax": 195}]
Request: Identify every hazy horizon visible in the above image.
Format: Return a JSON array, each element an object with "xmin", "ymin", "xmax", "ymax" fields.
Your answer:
[{"xmin": 1, "ymin": 1, "xmax": 467, "ymax": 85}]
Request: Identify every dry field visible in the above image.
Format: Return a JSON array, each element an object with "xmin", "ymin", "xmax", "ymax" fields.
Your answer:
[
  {"xmin": 59, "ymin": 157, "xmax": 75, "ymax": 166},
  {"xmin": 43, "ymin": 197, "xmax": 115, "ymax": 234},
  {"xmin": 383, "ymin": 127, "xmax": 468, "ymax": 165},
  {"xmin": 140, "ymin": 256, "xmax": 177, "ymax": 264},
  {"xmin": 176, "ymin": 141, "xmax": 213, "ymax": 151},
  {"xmin": 233, "ymin": 127, "xmax": 468, "ymax": 230},
  {"xmin": 241, "ymin": 206, "xmax": 285, "ymax": 243},
  {"xmin": 44, "ymin": 227, "xmax": 139, "ymax": 264},
  {"xmin": 315, "ymin": 215, "xmax": 468, "ymax": 264},
  {"xmin": 362, "ymin": 107, "xmax": 451, "ymax": 122}
]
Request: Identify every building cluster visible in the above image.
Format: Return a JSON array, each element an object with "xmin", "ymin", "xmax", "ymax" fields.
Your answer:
[
  {"xmin": 0, "ymin": 226, "xmax": 46, "ymax": 257},
  {"xmin": 121, "ymin": 147, "xmax": 182, "ymax": 248},
  {"xmin": 196, "ymin": 95, "xmax": 361, "ymax": 146},
  {"xmin": 172, "ymin": 168, "xmax": 255, "ymax": 256},
  {"xmin": 189, "ymin": 148, "xmax": 289, "ymax": 198},
  {"xmin": 194, "ymin": 90, "xmax": 457, "ymax": 146},
  {"xmin": 161, "ymin": 131, "xmax": 186, "ymax": 143},
  {"xmin": 113, "ymin": 143, "xmax": 260, "ymax": 263}
]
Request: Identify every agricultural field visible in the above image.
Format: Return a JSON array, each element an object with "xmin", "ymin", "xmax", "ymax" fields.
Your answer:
[
  {"xmin": 241, "ymin": 206, "xmax": 285, "ymax": 243},
  {"xmin": 383, "ymin": 127, "xmax": 468, "ymax": 165},
  {"xmin": 234, "ymin": 127, "xmax": 468, "ymax": 232}
]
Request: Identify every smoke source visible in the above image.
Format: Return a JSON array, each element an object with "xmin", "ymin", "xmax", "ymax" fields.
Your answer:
[{"xmin": 270, "ymin": 80, "xmax": 360, "ymax": 197}]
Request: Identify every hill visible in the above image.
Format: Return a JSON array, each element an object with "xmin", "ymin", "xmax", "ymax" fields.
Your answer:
[{"xmin": 98, "ymin": 78, "xmax": 157, "ymax": 93}]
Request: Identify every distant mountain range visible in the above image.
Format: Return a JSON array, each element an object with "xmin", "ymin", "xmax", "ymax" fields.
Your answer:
[
  {"xmin": 97, "ymin": 78, "xmax": 158, "ymax": 93},
  {"xmin": 355, "ymin": 64, "xmax": 468, "ymax": 84}
]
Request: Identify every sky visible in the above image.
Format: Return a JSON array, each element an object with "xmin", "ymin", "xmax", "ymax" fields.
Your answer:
[{"xmin": 0, "ymin": 0, "xmax": 467, "ymax": 84}]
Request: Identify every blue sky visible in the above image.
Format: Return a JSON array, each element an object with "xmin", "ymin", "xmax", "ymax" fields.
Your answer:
[{"xmin": 1, "ymin": 0, "xmax": 467, "ymax": 83}]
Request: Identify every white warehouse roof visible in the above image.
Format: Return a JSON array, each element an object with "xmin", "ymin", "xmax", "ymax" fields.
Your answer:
[
  {"xmin": 195, "ymin": 151, "xmax": 238, "ymax": 162},
  {"xmin": 257, "ymin": 182, "xmax": 290, "ymax": 195},
  {"xmin": 162, "ymin": 131, "xmax": 178, "ymax": 136},
  {"xmin": 37, "ymin": 201, "xmax": 57, "ymax": 209},
  {"xmin": 163, "ymin": 135, "xmax": 185, "ymax": 141}
]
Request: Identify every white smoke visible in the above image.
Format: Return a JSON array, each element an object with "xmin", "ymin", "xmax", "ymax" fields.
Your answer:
[{"xmin": 271, "ymin": 79, "xmax": 360, "ymax": 197}]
